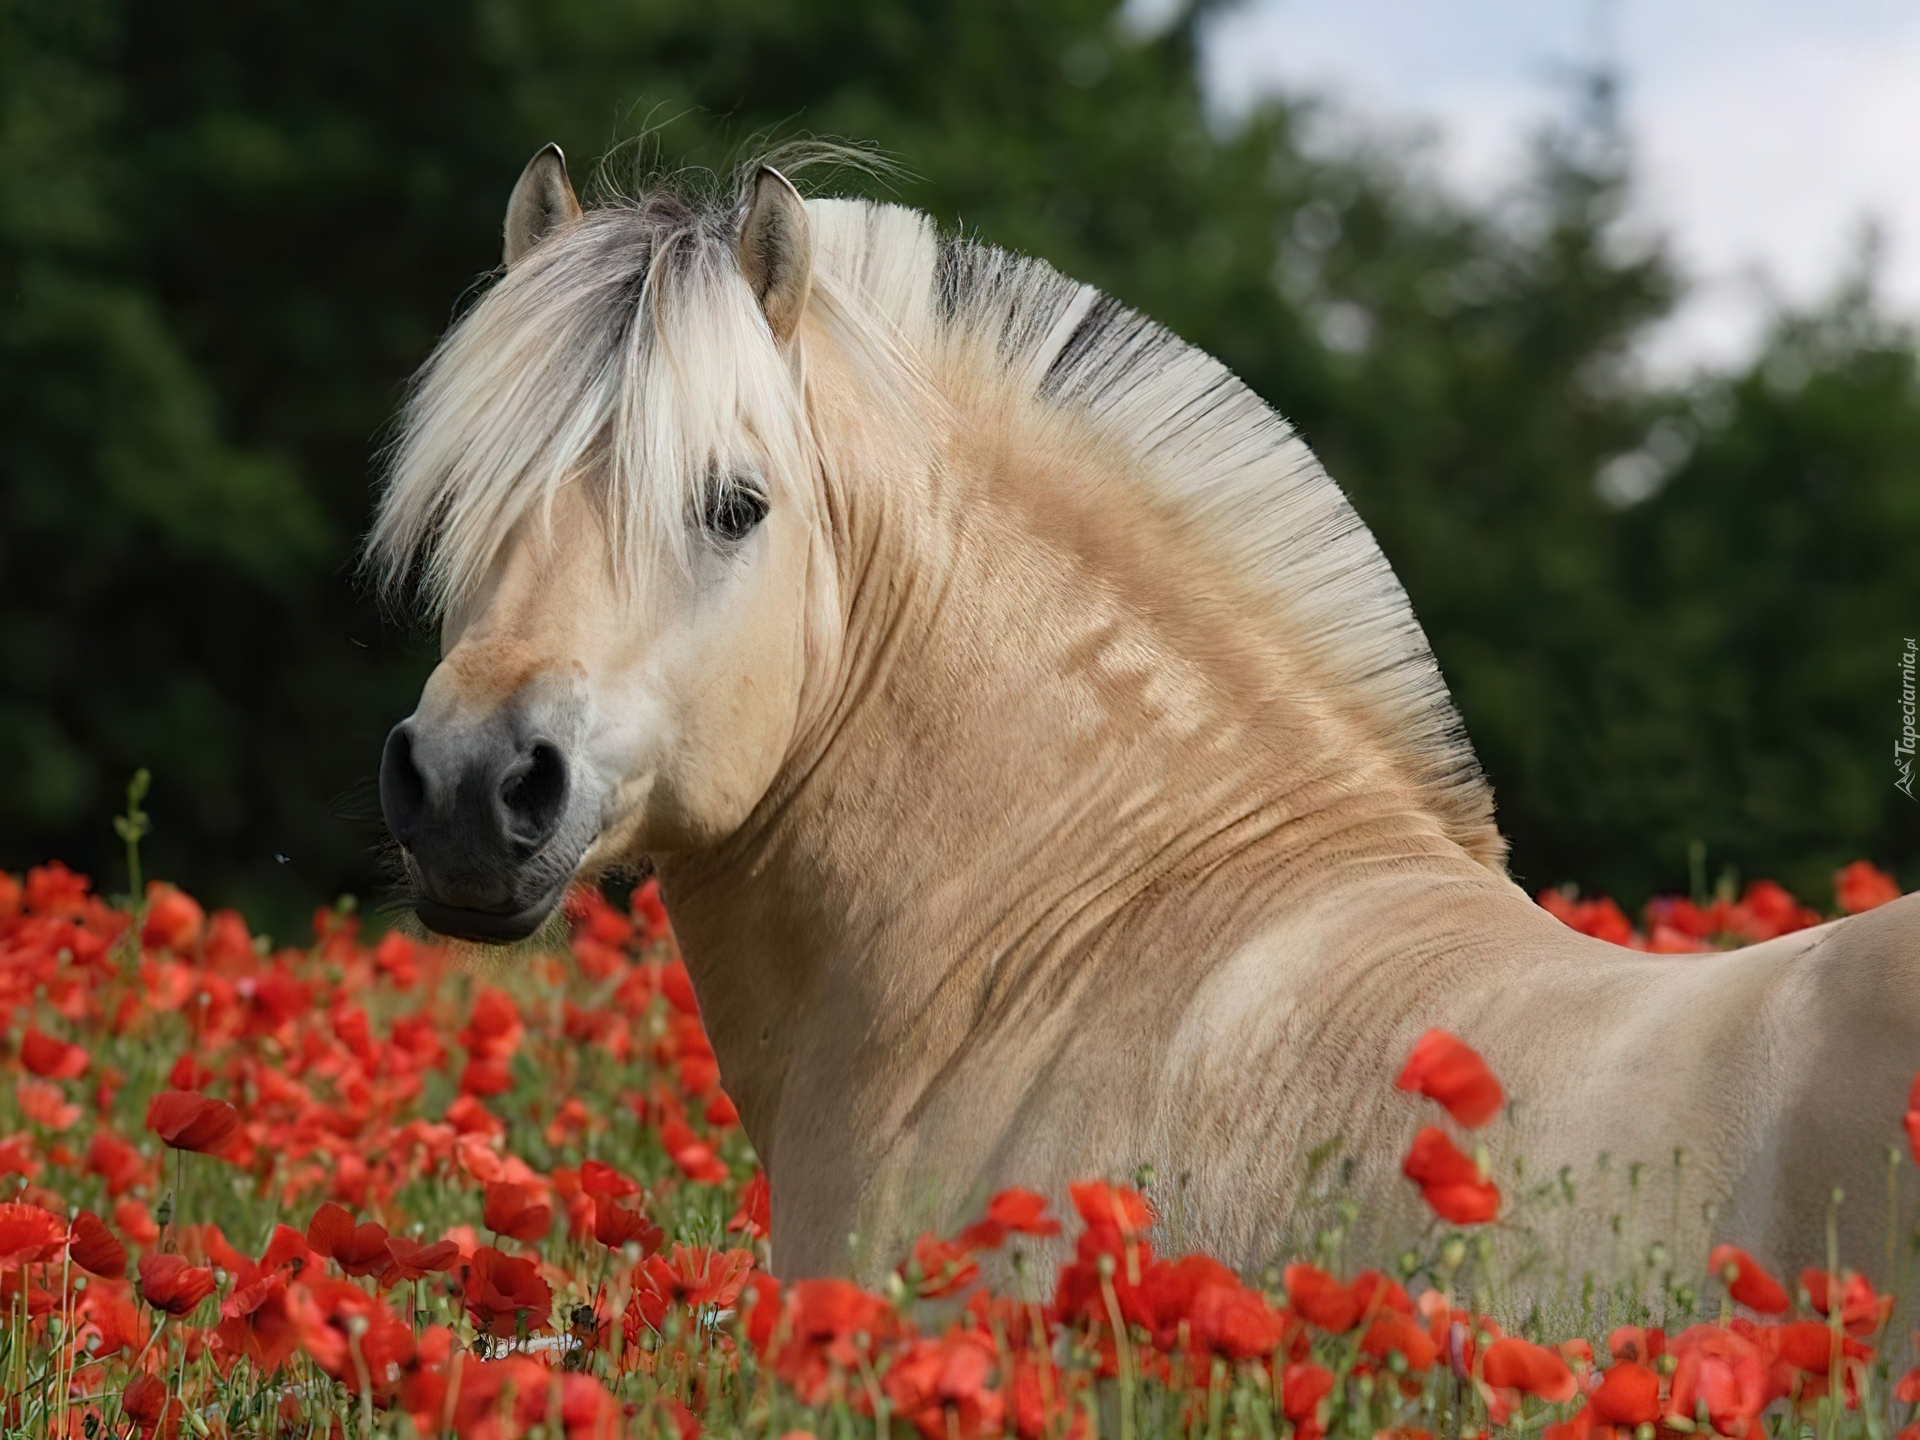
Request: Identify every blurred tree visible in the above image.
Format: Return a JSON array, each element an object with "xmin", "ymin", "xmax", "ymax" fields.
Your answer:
[{"xmin": 0, "ymin": 0, "xmax": 1914, "ymax": 931}]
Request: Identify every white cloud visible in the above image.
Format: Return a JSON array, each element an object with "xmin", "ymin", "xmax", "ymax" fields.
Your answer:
[{"xmin": 1200, "ymin": 0, "xmax": 1920, "ymax": 372}]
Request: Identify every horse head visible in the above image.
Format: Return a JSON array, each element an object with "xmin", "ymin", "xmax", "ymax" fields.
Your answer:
[{"xmin": 371, "ymin": 150, "xmax": 832, "ymax": 941}]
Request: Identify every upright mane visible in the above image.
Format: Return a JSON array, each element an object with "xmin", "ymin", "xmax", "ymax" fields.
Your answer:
[{"xmin": 370, "ymin": 171, "xmax": 1505, "ymax": 872}]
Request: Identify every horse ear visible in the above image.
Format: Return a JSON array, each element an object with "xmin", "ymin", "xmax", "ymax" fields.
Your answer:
[
  {"xmin": 738, "ymin": 166, "xmax": 812, "ymax": 344},
  {"xmin": 503, "ymin": 144, "xmax": 582, "ymax": 266}
]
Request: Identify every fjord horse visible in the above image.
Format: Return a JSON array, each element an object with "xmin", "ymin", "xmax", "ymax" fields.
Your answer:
[{"xmin": 372, "ymin": 146, "xmax": 1920, "ymax": 1284}]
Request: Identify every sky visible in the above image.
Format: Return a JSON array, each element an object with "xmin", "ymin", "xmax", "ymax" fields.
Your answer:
[{"xmin": 1194, "ymin": 0, "xmax": 1920, "ymax": 374}]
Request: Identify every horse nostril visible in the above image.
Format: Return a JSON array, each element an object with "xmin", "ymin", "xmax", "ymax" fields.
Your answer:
[
  {"xmin": 379, "ymin": 725, "xmax": 428, "ymax": 846},
  {"xmin": 499, "ymin": 740, "xmax": 569, "ymax": 849}
]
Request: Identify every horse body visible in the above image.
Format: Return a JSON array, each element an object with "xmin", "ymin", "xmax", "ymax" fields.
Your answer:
[{"xmin": 371, "ymin": 152, "xmax": 1920, "ymax": 1285}]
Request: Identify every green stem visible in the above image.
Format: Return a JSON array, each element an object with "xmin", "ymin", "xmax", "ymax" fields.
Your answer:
[{"xmin": 1100, "ymin": 1266, "xmax": 1136, "ymax": 1440}]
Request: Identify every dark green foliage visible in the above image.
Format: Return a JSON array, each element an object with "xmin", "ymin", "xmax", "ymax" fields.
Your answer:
[{"xmin": 1, "ymin": 0, "xmax": 1915, "ymax": 930}]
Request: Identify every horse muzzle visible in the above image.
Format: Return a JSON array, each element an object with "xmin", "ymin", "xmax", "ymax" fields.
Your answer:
[{"xmin": 379, "ymin": 713, "xmax": 586, "ymax": 943}]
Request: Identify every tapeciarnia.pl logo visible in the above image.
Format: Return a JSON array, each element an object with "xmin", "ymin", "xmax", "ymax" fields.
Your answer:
[{"xmin": 1900, "ymin": 638, "xmax": 1917, "ymax": 800}]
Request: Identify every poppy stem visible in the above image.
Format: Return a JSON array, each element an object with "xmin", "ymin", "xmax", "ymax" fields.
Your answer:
[
  {"xmin": 1824, "ymin": 1188, "xmax": 1844, "ymax": 1440},
  {"xmin": 1099, "ymin": 1266, "xmax": 1135, "ymax": 1440},
  {"xmin": 56, "ymin": 1226, "xmax": 74, "ymax": 1440},
  {"xmin": 348, "ymin": 1322, "xmax": 375, "ymax": 1438},
  {"xmin": 131, "ymin": 1313, "xmax": 167, "ymax": 1371},
  {"xmin": 1884, "ymin": 1144, "xmax": 1902, "ymax": 1339}
]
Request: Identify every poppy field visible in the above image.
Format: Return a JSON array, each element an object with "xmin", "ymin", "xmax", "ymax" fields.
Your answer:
[{"xmin": 0, "ymin": 850, "xmax": 1916, "ymax": 1440}]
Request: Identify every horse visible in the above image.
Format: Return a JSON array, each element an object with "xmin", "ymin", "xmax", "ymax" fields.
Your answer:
[{"xmin": 369, "ymin": 145, "xmax": 1920, "ymax": 1287}]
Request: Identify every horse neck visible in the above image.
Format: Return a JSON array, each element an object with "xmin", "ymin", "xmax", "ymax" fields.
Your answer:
[{"xmin": 658, "ymin": 357, "xmax": 1521, "ymax": 1144}]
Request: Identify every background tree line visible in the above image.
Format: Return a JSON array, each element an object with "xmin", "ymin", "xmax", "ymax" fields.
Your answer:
[{"xmin": 4, "ymin": 0, "xmax": 1916, "ymax": 936}]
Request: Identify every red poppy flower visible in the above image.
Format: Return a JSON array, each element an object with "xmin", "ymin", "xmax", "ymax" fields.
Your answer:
[
  {"xmin": 1709, "ymin": 1245, "xmax": 1789, "ymax": 1315},
  {"xmin": 122, "ymin": 1372, "xmax": 183, "ymax": 1439},
  {"xmin": 1363, "ymin": 1310, "xmax": 1440, "ymax": 1371},
  {"xmin": 755, "ymin": 1277, "xmax": 900, "ymax": 1405},
  {"xmin": 1725, "ymin": 881, "xmax": 1820, "ymax": 943},
  {"xmin": 1402, "ymin": 1127, "xmax": 1500, "ymax": 1224},
  {"xmin": 1069, "ymin": 1180, "xmax": 1152, "ymax": 1236},
  {"xmin": 736, "ymin": 1270, "xmax": 781, "ymax": 1354},
  {"xmin": 19, "ymin": 1026, "xmax": 88, "ymax": 1079},
  {"xmin": 85, "ymin": 1132, "xmax": 149, "ymax": 1197},
  {"xmin": 482, "ymin": 1182, "xmax": 551, "ymax": 1243},
  {"xmin": 1483, "ymin": 1337, "xmax": 1578, "ymax": 1402},
  {"xmin": 164, "ymin": 1053, "xmax": 213, "ymax": 1092},
  {"xmin": 79, "ymin": 1281, "xmax": 148, "ymax": 1359},
  {"xmin": 259, "ymin": 1223, "xmax": 317, "ymax": 1277},
  {"xmin": 659, "ymin": 1116, "xmax": 730, "ymax": 1185},
  {"xmin": 1285, "ymin": 1263, "xmax": 1366, "ymax": 1333},
  {"xmin": 1280, "ymin": 1362, "xmax": 1336, "ymax": 1440},
  {"xmin": 23, "ymin": 860, "xmax": 90, "ymax": 916},
  {"xmin": 900, "ymin": 1232, "xmax": 980, "ymax": 1298},
  {"xmin": 458, "ymin": 1057, "xmax": 513, "ymax": 1096},
  {"xmin": 137, "ymin": 1254, "xmax": 216, "ymax": 1316},
  {"xmin": 1668, "ymin": 1324, "xmax": 1769, "ymax": 1435},
  {"xmin": 461, "ymin": 1245, "xmax": 552, "ymax": 1336},
  {"xmin": 1907, "ymin": 1073, "xmax": 1920, "ymax": 1169},
  {"xmin": 592, "ymin": 1195, "xmax": 663, "ymax": 1253},
  {"xmin": 728, "ymin": 1170, "xmax": 771, "ymax": 1240},
  {"xmin": 1187, "ymin": 1273, "xmax": 1292, "ymax": 1360},
  {"xmin": 1801, "ymin": 1268, "xmax": 1891, "ymax": 1336},
  {"xmin": 410, "ymin": 1353, "xmax": 617, "ymax": 1440},
  {"xmin": 144, "ymin": 1089, "xmax": 239, "ymax": 1154},
  {"xmin": 1609, "ymin": 1326, "xmax": 1666, "ymax": 1365},
  {"xmin": 203, "ymin": 908, "xmax": 257, "ymax": 968},
  {"xmin": 626, "ymin": 1243, "xmax": 755, "ymax": 1335},
  {"xmin": 1053, "ymin": 1214, "xmax": 1161, "ymax": 1332},
  {"xmin": 1590, "ymin": 1360, "xmax": 1662, "ymax": 1424},
  {"xmin": 115, "ymin": 1198, "xmax": 160, "ymax": 1247},
  {"xmin": 1767, "ymin": 1320, "xmax": 1857, "ymax": 1374},
  {"xmin": 1137, "ymin": 1253, "xmax": 1237, "ymax": 1345},
  {"xmin": 70, "ymin": 1210, "xmax": 127, "ymax": 1278},
  {"xmin": 215, "ymin": 1247, "xmax": 299, "ymax": 1376},
  {"xmin": 242, "ymin": 968, "xmax": 310, "ymax": 1033},
  {"xmin": 141, "ymin": 884, "xmax": 206, "ymax": 952},
  {"xmin": 1538, "ymin": 890, "xmax": 1635, "ymax": 945},
  {"xmin": 883, "ymin": 1329, "xmax": 1003, "ymax": 1440},
  {"xmin": 1395, "ymin": 1030, "xmax": 1505, "ymax": 1128},
  {"xmin": 632, "ymin": 878, "xmax": 670, "ymax": 940},
  {"xmin": 661, "ymin": 960, "xmax": 699, "ymax": 1015},
  {"xmin": 0, "ymin": 1203, "xmax": 66, "ymax": 1268},
  {"xmin": 221, "ymin": 1287, "xmax": 298, "ymax": 1375},
  {"xmin": 444, "ymin": 1093, "xmax": 503, "ymax": 1138},
  {"xmin": 306, "ymin": 1203, "xmax": 393, "ymax": 1278},
  {"xmin": 992, "ymin": 1186, "xmax": 1061, "ymax": 1234},
  {"xmin": 958, "ymin": 1186, "xmax": 1059, "ymax": 1248},
  {"xmin": 286, "ymin": 1274, "xmax": 414, "ymax": 1393},
  {"xmin": 1836, "ymin": 860, "xmax": 1901, "ymax": 914},
  {"xmin": 383, "ymin": 1235, "xmax": 459, "ymax": 1283},
  {"xmin": 579, "ymin": 1159, "xmax": 640, "ymax": 1199},
  {"xmin": 458, "ymin": 988, "xmax": 524, "ymax": 1063},
  {"xmin": 16, "ymin": 1078, "xmax": 82, "ymax": 1131}
]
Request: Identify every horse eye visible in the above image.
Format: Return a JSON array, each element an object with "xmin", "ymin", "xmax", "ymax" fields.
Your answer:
[{"xmin": 703, "ymin": 485, "xmax": 768, "ymax": 543}]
